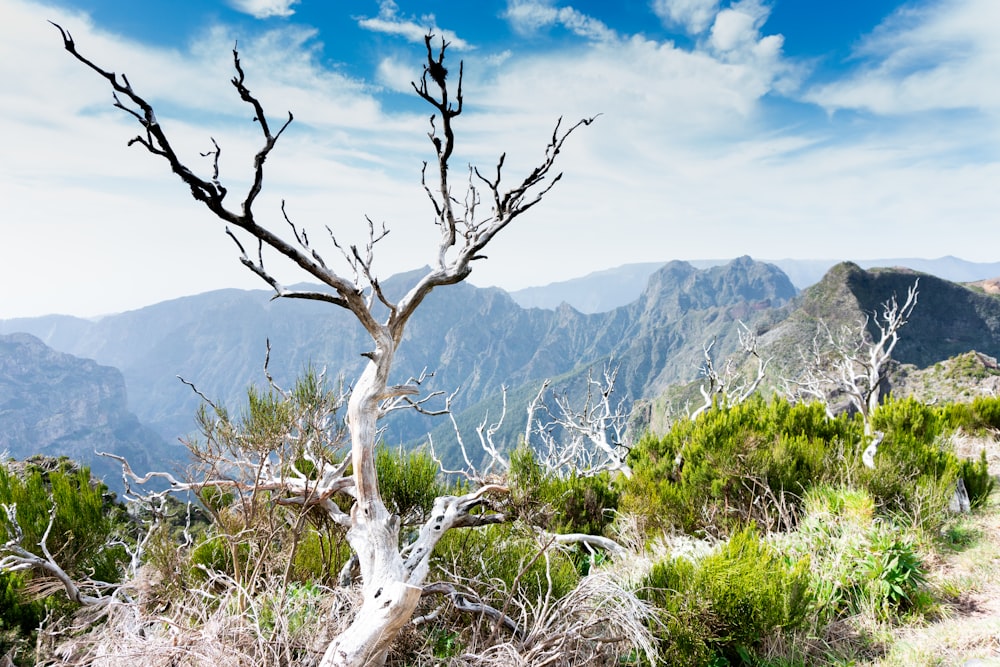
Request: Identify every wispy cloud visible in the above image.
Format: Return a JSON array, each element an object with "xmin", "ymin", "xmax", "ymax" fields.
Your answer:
[
  {"xmin": 229, "ymin": 0, "xmax": 299, "ymax": 19},
  {"xmin": 482, "ymin": 2, "xmax": 791, "ymax": 139},
  {"xmin": 805, "ymin": 0, "xmax": 1000, "ymax": 114},
  {"xmin": 358, "ymin": 0, "xmax": 471, "ymax": 50},
  {"xmin": 651, "ymin": 0, "xmax": 720, "ymax": 35},
  {"xmin": 2, "ymin": 0, "xmax": 998, "ymax": 319},
  {"xmin": 504, "ymin": 0, "xmax": 617, "ymax": 42}
]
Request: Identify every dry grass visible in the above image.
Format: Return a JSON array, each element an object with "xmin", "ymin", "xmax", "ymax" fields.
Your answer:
[
  {"xmin": 447, "ymin": 569, "xmax": 659, "ymax": 666},
  {"xmin": 34, "ymin": 569, "xmax": 358, "ymax": 667}
]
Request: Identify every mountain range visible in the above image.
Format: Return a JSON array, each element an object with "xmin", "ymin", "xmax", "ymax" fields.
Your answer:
[
  {"xmin": 510, "ymin": 256, "xmax": 1000, "ymax": 313},
  {"xmin": 2, "ymin": 256, "xmax": 999, "ymax": 478}
]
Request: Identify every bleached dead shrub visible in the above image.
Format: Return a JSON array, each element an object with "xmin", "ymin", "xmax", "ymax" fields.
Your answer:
[
  {"xmin": 36, "ymin": 567, "xmax": 358, "ymax": 667},
  {"xmin": 443, "ymin": 568, "xmax": 658, "ymax": 666}
]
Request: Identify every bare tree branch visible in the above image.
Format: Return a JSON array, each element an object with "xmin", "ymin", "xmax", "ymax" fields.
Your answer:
[
  {"xmin": 691, "ymin": 321, "xmax": 771, "ymax": 419},
  {"xmin": 784, "ymin": 279, "xmax": 919, "ymax": 467},
  {"xmin": 0, "ymin": 504, "xmax": 124, "ymax": 607},
  {"xmin": 50, "ymin": 25, "xmax": 594, "ymax": 667},
  {"xmin": 525, "ymin": 362, "xmax": 632, "ymax": 478}
]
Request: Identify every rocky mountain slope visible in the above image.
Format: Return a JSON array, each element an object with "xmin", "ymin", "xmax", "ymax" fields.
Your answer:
[
  {"xmin": 635, "ymin": 262, "xmax": 1000, "ymax": 433},
  {"xmin": 0, "ymin": 258, "xmax": 795, "ymax": 462},
  {"xmin": 761, "ymin": 262, "xmax": 1000, "ymax": 371},
  {"xmin": 0, "ymin": 333, "xmax": 179, "ymax": 493}
]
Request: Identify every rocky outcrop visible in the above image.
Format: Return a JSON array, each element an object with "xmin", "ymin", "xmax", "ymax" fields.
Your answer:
[{"xmin": 0, "ymin": 333, "xmax": 178, "ymax": 493}]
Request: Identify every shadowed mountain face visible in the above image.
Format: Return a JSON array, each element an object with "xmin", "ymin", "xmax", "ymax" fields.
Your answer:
[
  {"xmin": 0, "ymin": 258, "xmax": 797, "ymax": 460},
  {"xmin": 764, "ymin": 262, "xmax": 1000, "ymax": 371},
  {"xmin": 0, "ymin": 333, "xmax": 179, "ymax": 493}
]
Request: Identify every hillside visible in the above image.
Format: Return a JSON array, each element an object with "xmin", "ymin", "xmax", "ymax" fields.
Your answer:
[
  {"xmin": 636, "ymin": 262, "xmax": 1000, "ymax": 433},
  {"xmin": 763, "ymin": 262, "xmax": 1000, "ymax": 371},
  {"xmin": 5, "ymin": 258, "xmax": 999, "ymax": 471},
  {"xmin": 0, "ymin": 333, "xmax": 179, "ymax": 493},
  {"xmin": 419, "ymin": 257, "xmax": 797, "ymax": 458},
  {"xmin": 0, "ymin": 258, "xmax": 796, "ymax": 466}
]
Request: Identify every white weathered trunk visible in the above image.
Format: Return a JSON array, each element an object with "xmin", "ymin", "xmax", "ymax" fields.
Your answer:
[
  {"xmin": 319, "ymin": 336, "xmax": 421, "ymax": 667},
  {"xmin": 319, "ymin": 577, "xmax": 421, "ymax": 666}
]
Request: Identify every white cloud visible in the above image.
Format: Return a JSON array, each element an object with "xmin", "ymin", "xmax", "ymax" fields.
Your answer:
[
  {"xmin": 485, "ymin": 49, "xmax": 513, "ymax": 67},
  {"xmin": 651, "ymin": 0, "xmax": 720, "ymax": 35},
  {"xmin": 358, "ymin": 0, "xmax": 471, "ymax": 50},
  {"xmin": 471, "ymin": 29, "xmax": 789, "ymax": 143},
  {"xmin": 709, "ymin": 0, "xmax": 768, "ymax": 52},
  {"xmin": 806, "ymin": 0, "xmax": 1000, "ymax": 114},
  {"xmin": 503, "ymin": 0, "xmax": 617, "ymax": 42},
  {"xmin": 229, "ymin": 0, "xmax": 299, "ymax": 19},
  {"xmin": 2, "ymin": 0, "xmax": 998, "ymax": 320},
  {"xmin": 0, "ymin": 0, "xmax": 434, "ymax": 318},
  {"xmin": 504, "ymin": 0, "xmax": 558, "ymax": 34},
  {"xmin": 375, "ymin": 56, "xmax": 419, "ymax": 93}
]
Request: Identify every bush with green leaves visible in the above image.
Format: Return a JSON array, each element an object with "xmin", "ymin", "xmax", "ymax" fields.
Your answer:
[
  {"xmin": 0, "ymin": 458, "xmax": 128, "ymax": 583},
  {"xmin": 866, "ymin": 397, "xmax": 993, "ymax": 523},
  {"xmin": 968, "ymin": 395, "xmax": 1000, "ymax": 429},
  {"xmin": 624, "ymin": 395, "xmax": 993, "ymax": 537},
  {"xmin": 856, "ymin": 531, "xmax": 928, "ymax": 620},
  {"xmin": 780, "ymin": 485, "xmax": 932, "ymax": 628},
  {"xmin": 623, "ymin": 397, "xmax": 863, "ymax": 535},
  {"xmin": 958, "ymin": 451, "xmax": 993, "ymax": 509},
  {"xmin": 376, "ymin": 445, "xmax": 447, "ymax": 526},
  {"xmin": 508, "ymin": 443, "xmax": 620, "ymax": 538},
  {"xmin": 640, "ymin": 525, "xmax": 812, "ymax": 666},
  {"xmin": 431, "ymin": 522, "xmax": 579, "ymax": 606},
  {"xmin": 0, "ymin": 458, "xmax": 130, "ymax": 664}
]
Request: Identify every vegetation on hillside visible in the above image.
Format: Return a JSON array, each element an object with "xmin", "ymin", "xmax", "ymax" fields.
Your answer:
[{"xmin": 2, "ymin": 386, "xmax": 998, "ymax": 666}]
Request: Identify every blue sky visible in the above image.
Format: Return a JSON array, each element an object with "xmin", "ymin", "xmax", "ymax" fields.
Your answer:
[{"xmin": 1, "ymin": 0, "xmax": 998, "ymax": 318}]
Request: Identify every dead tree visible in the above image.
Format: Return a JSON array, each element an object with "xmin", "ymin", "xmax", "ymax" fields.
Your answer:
[
  {"xmin": 691, "ymin": 321, "xmax": 770, "ymax": 420},
  {"xmin": 48, "ymin": 25, "xmax": 595, "ymax": 667},
  {"xmin": 785, "ymin": 279, "xmax": 919, "ymax": 467},
  {"xmin": 524, "ymin": 362, "xmax": 633, "ymax": 478},
  {"xmin": 429, "ymin": 364, "xmax": 632, "ymax": 482}
]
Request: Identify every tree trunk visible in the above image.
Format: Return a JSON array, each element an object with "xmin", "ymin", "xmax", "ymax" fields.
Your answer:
[{"xmin": 319, "ymin": 337, "xmax": 421, "ymax": 667}]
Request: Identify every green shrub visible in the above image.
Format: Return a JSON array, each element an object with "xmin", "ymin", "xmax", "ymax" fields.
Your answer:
[
  {"xmin": 625, "ymin": 394, "xmax": 990, "ymax": 539},
  {"xmin": 509, "ymin": 444, "xmax": 620, "ymax": 537},
  {"xmin": 190, "ymin": 534, "xmax": 241, "ymax": 578},
  {"xmin": 289, "ymin": 524, "xmax": 352, "ymax": 584},
  {"xmin": 781, "ymin": 485, "xmax": 932, "ymax": 626},
  {"xmin": 432, "ymin": 522, "xmax": 580, "ymax": 606},
  {"xmin": 641, "ymin": 556, "xmax": 714, "ymax": 666},
  {"xmin": 959, "ymin": 451, "xmax": 994, "ymax": 508},
  {"xmin": 0, "ymin": 571, "xmax": 45, "ymax": 664},
  {"xmin": 871, "ymin": 396, "xmax": 943, "ymax": 445},
  {"xmin": 641, "ymin": 526, "xmax": 812, "ymax": 666},
  {"xmin": 970, "ymin": 395, "xmax": 1000, "ymax": 429},
  {"xmin": 624, "ymin": 398, "xmax": 861, "ymax": 535},
  {"xmin": 376, "ymin": 446, "xmax": 446, "ymax": 525},
  {"xmin": 855, "ymin": 532, "xmax": 927, "ymax": 620},
  {"xmin": 866, "ymin": 397, "xmax": 990, "ymax": 527},
  {"xmin": 0, "ymin": 460, "xmax": 130, "ymax": 663}
]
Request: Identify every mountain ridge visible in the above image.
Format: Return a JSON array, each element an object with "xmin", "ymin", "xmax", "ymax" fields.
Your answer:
[
  {"xmin": 509, "ymin": 256, "xmax": 1000, "ymax": 313},
  {"xmin": 4, "ymin": 258, "xmax": 1000, "ymax": 471}
]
